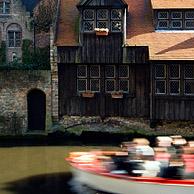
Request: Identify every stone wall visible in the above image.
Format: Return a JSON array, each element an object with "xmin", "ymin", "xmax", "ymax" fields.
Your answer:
[
  {"xmin": 0, "ymin": 0, "xmax": 33, "ymax": 63},
  {"xmin": 0, "ymin": 70, "xmax": 51, "ymax": 135}
]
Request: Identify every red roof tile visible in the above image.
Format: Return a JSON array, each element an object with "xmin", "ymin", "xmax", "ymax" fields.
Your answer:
[
  {"xmin": 55, "ymin": 0, "xmax": 80, "ymax": 46},
  {"xmin": 151, "ymin": 0, "xmax": 194, "ymax": 9},
  {"xmin": 56, "ymin": 0, "xmax": 194, "ymax": 60},
  {"xmin": 125, "ymin": 0, "xmax": 194, "ymax": 60}
]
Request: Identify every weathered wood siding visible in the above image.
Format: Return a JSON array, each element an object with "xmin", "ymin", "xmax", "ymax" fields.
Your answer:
[
  {"xmin": 81, "ymin": 33, "xmax": 123, "ymax": 63},
  {"xmin": 124, "ymin": 47, "xmax": 149, "ymax": 64},
  {"xmin": 154, "ymin": 97, "xmax": 194, "ymax": 120},
  {"xmin": 58, "ymin": 47, "xmax": 79, "ymax": 63},
  {"xmin": 58, "ymin": 64, "xmax": 150, "ymax": 118}
]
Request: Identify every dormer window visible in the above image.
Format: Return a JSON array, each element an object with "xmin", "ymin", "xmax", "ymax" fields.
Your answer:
[
  {"xmin": 82, "ymin": 9, "xmax": 123, "ymax": 33},
  {"xmin": 0, "ymin": 1, "xmax": 10, "ymax": 14},
  {"xmin": 156, "ymin": 10, "xmax": 194, "ymax": 30}
]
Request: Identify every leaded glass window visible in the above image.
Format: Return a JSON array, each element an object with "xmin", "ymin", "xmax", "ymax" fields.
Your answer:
[
  {"xmin": 77, "ymin": 79, "xmax": 87, "ymax": 92},
  {"xmin": 155, "ymin": 64, "xmax": 166, "ymax": 78},
  {"xmin": 83, "ymin": 21, "xmax": 94, "ymax": 32},
  {"xmin": 185, "ymin": 11, "xmax": 194, "ymax": 19},
  {"xmin": 111, "ymin": 9, "xmax": 122, "ymax": 20},
  {"xmin": 185, "ymin": 20, "xmax": 194, "ymax": 28},
  {"xmin": 77, "ymin": 65, "xmax": 101, "ymax": 92},
  {"xmin": 111, "ymin": 21, "xmax": 122, "ymax": 32},
  {"xmin": 77, "ymin": 65, "xmax": 87, "ymax": 77},
  {"xmin": 97, "ymin": 9, "xmax": 108, "ymax": 20},
  {"xmin": 156, "ymin": 10, "xmax": 194, "ymax": 30},
  {"xmin": 157, "ymin": 20, "xmax": 169, "ymax": 29},
  {"xmin": 119, "ymin": 65, "xmax": 129, "ymax": 78},
  {"xmin": 77, "ymin": 65, "xmax": 132, "ymax": 94},
  {"xmin": 185, "ymin": 65, "xmax": 194, "ymax": 79},
  {"xmin": 105, "ymin": 66, "xmax": 115, "ymax": 78},
  {"xmin": 83, "ymin": 9, "xmax": 94, "ymax": 20},
  {"xmin": 185, "ymin": 80, "xmax": 194, "ymax": 95},
  {"xmin": 97, "ymin": 21, "xmax": 108, "ymax": 29},
  {"xmin": 158, "ymin": 12, "xmax": 169, "ymax": 19},
  {"xmin": 171, "ymin": 12, "xmax": 182, "ymax": 19},
  {"xmin": 155, "ymin": 80, "xmax": 166, "ymax": 94},
  {"xmin": 171, "ymin": 20, "xmax": 182, "ymax": 29},
  {"xmin": 169, "ymin": 80, "xmax": 180, "ymax": 95},
  {"xmin": 90, "ymin": 65, "xmax": 100, "ymax": 78},
  {"xmin": 90, "ymin": 79, "xmax": 100, "ymax": 92},
  {"xmin": 105, "ymin": 79, "xmax": 115, "ymax": 92},
  {"xmin": 155, "ymin": 64, "xmax": 166, "ymax": 95},
  {"xmin": 82, "ymin": 8, "xmax": 123, "ymax": 32},
  {"xmin": 169, "ymin": 64, "xmax": 180, "ymax": 79},
  {"xmin": 119, "ymin": 80, "xmax": 129, "ymax": 92},
  {"xmin": 155, "ymin": 64, "xmax": 194, "ymax": 96}
]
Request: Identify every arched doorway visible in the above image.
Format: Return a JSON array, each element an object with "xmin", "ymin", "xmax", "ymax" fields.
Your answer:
[{"xmin": 27, "ymin": 89, "xmax": 46, "ymax": 131}]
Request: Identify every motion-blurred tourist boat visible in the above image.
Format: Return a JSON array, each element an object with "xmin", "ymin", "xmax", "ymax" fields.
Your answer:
[{"xmin": 66, "ymin": 151, "xmax": 194, "ymax": 194}]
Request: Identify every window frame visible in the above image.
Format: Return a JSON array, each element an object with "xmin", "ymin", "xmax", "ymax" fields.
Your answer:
[
  {"xmin": 8, "ymin": 31, "xmax": 22, "ymax": 48},
  {"xmin": 156, "ymin": 10, "xmax": 194, "ymax": 30},
  {"xmin": 82, "ymin": 8, "xmax": 123, "ymax": 33},
  {"xmin": 154, "ymin": 64, "xmax": 194, "ymax": 96},
  {"xmin": 77, "ymin": 65, "xmax": 134, "ymax": 95},
  {"xmin": 0, "ymin": 1, "xmax": 10, "ymax": 14}
]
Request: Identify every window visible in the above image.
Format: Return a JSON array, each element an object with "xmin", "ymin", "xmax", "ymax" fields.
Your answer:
[
  {"xmin": 155, "ymin": 65, "xmax": 166, "ymax": 94},
  {"xmin": 155, "ymin": 64, "xmax": 194, "ymax": 96},
  {"xmin": 0, "ymin": 1, "xmax": 10, "ymax": 14},
  {"xmin": 155, "ymin": 64, "xmax": 181, "ymax": 95},
  {"xmin": 184, "ymin": 65, "xmax": 194, "ymax": 95},
  {"xmin": 77, "ymin": 65, "xmax": 133, "ymax": 94},
  {"xmin": 82, "ymin": 9, "xmax": 122, "ymax": 32},
  {"xmin": 77, "ymin": 65, "xmax": 100, "ymax": 92},
  {"xmin": 7, "ymin": 24, "xmax": 22, "ymax": 47},
  {"xmin": 156, "ymin": 10, "xmax": 194, "ymax": 30}
]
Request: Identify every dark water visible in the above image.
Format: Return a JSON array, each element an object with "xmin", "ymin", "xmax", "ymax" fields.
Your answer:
[{"xmin": 0, "ymin": 146, "xmax": 116, "ymax": 194}]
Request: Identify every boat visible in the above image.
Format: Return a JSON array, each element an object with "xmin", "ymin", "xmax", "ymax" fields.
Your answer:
[{"xmin": 66, "ymin": 151, "xmax": 194, "ymax": 194}]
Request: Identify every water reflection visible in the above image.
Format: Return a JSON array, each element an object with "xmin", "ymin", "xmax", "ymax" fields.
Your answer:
[{"xmin": 0, "ymin": 146, "xmax": 115, "ymax": 194}]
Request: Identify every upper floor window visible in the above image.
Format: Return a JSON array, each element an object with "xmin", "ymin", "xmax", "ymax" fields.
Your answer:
[
  {"xmin": 0, "ymin": 1, "xmax": 10, "ymax": 14},
  {"xmin": 156, "ymin": 10, "xmax": 194, "ymax": 30},
  {"xmin": 82, "ymin": 9, "xmax": 122, "ymax": 32},
  {"xmin": 7, "ymin": 24, "xmax": 22, "ymax": 47}
]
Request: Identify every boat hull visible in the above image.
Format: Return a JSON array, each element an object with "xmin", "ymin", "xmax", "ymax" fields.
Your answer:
[{"xmin": 72, "ymin": 167, "xmax": 194, "ymax": 194}]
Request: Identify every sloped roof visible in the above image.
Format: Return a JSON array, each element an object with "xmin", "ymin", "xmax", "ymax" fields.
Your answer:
[
  {"xmin": 125, "ymin": 0, "xmax": 194, "ymax": 60},
  {"xmin": 55, "ymin": 0, "xmax": 80, "ymax": 46},
  {"xmin": 56, "ymin": 0, "xmax": 194, "ymax": 60},
  {"xmin": 77, "ymin": 0, "xmax": 127, "ymax": 7},
  {"xmin": 151, "ymin": 0, "xmax": 194, "ymax": 9}
]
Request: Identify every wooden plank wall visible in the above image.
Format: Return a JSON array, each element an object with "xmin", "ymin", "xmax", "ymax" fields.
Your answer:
[
  {"xmin": 58, "ymin": 47, "xmax": 79, "ymax": 63},
  {"xmin": 124, "ymin": 46, "xmax": 149, "ymax": 64},
  {"xmin": 58, "ymin": 64, "xmax": 150, "ymax": 118},
  {"xmin": 154, "ymin": 97, "xmax": 194, "ymax": 120},
  {"xmin": 81, "ymin": 33, "xmax": 123, "ymax": 63}
]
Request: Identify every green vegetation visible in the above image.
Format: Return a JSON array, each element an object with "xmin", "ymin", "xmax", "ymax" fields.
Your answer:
[
  {"xmin": 0, "ymin": 39, "xmax": 50, "ymax": 70},
  {"xmin": 0, "ymin": 41, "xmax": 6, "ymax": 65}
]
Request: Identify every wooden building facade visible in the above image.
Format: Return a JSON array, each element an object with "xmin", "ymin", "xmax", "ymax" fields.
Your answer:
[{"xmin": 51, "ymin": 0, "xmax": 194, "ymax": 123}]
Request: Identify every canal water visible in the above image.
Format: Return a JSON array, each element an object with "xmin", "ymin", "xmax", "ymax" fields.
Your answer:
[{"xmin": 0, "ymin": 146, "xmax": 117, "ymax": 194}]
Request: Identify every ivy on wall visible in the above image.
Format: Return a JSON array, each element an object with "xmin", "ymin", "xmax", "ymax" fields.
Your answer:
[
  {"xmin": 0, "ymin": 39, "xmax": 50, "ymax": 70},
  {"xmin": 0, "ymin": 41, "xmax": 6, "ymax": 65},
  {"xmin": 22, "ymin": 39, "xmax": 34, "ymax": 64}
]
